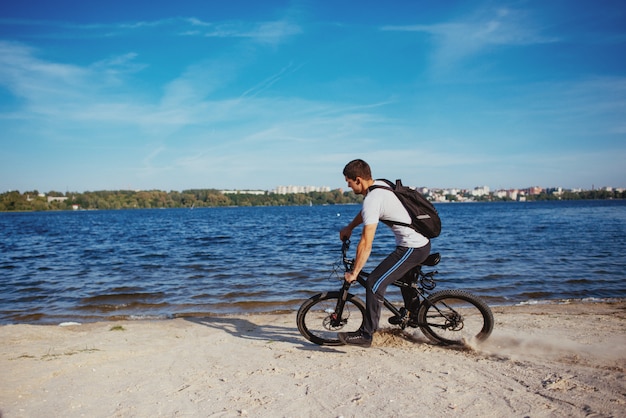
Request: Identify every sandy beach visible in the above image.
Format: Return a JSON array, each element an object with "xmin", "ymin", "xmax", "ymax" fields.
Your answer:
[{"xmin": 1, "ymin": 301, "xmax": 625, "ymax": 417}]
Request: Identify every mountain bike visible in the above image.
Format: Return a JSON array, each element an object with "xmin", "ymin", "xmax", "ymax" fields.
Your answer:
[{"xmin": 296, "ymin": 239, "xmax": 494, "ymax": 346}]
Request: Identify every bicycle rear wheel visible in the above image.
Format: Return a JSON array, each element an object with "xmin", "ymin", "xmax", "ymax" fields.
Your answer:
[
  {"xmin": 296, "ymin": 291, "xmax": 366, "ymax": 346},
  {"xmin": 417, "ymin": 289, "xmax": 493, "ymax": 346}
]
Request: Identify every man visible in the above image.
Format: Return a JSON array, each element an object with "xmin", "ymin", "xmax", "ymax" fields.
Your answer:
[{"xmin": 338, "ymin": 159, "xmax": 431, "ymax": 347}]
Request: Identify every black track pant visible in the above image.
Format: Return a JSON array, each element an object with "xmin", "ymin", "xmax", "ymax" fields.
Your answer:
[{"xmin": 361, "ymin": 243, "xmax": 431, "ymax": 337}]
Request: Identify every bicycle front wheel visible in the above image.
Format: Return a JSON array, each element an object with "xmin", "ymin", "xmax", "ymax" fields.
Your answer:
[
  {"xmin": 296, "ymin": 291, "xmax": 366, "ymax": 346},
  {"xmin": 417, "ymin": 289, "xmax": 494, "ymax": 346}
]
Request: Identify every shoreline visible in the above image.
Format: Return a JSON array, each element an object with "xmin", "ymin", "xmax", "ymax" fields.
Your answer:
[
  {"xmin": 1, "ymin": 300, "xmax": 625, "ymax": 417},
  {"xmin": 2, "ymin": 196, "xmax": 625, "ymax": 213},
  {"xmin": 3, "ymin": 297, "xmax": 624, "ymax": 326}
]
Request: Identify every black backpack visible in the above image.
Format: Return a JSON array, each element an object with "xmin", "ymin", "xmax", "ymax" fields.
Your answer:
[{"xmin": 368, "ymin": 179, "xmax": 441, "ymax": 238}]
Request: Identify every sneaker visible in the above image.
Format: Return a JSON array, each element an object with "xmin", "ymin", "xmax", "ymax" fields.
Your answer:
[
  {"xmin": 388, "ymin": 308, "xmax": 408, "ymax": 326},
  {"xmin": 338, "ymin": 331, "xmax": 372, "ymax": 348}
]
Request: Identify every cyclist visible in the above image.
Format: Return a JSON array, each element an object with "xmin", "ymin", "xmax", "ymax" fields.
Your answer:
[{"xmin": 338, "ymin": 159, "xmax": 431, "ymax": 347}]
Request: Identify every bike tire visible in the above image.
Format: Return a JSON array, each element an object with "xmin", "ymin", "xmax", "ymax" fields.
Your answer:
[
  {"xmin": 296, "ymin": 291, "xmax": 366, "ymax": 346},
  {"xmin": 417, "ymin": 289, "xmax": 494, "ymax": 346}
]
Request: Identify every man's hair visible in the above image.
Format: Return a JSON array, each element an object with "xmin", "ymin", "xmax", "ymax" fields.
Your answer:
[{"xmin": 343, "ymin": 159, "xmax": 372, "ymax": 180}]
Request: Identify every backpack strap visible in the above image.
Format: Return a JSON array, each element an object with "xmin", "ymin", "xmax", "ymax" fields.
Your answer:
[
  {"xmin": 368, "ymin": 178, "xmax": 395, "ymax": 191},
  {"xmin": 367, "ymin": 179, "xmax": 412, "ymax": 229}
]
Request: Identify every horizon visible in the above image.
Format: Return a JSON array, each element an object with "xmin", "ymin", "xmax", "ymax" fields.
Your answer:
[
  {"xmin": 3, "ymin": 182, "xmax": 622, "ymax": 196},
  {"xmin": 1, "ymin": 1, "xmax": 625, "ymax": 192}
]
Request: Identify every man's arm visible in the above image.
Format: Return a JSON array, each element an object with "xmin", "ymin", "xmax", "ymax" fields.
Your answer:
[
  {"xmin": 344, "ymin": 223, "xmax": 376, "ymax": 283},
  {"xmin": 339, "ymin": 212, "xmax": 363, "ymax": 241}
]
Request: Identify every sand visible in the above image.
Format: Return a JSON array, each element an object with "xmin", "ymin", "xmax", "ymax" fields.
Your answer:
[{"xmin": 1, "ymin": 301, "xmax": 625, "ymax": 417}]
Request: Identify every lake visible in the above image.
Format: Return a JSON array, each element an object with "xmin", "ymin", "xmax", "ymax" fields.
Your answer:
[{"xmin": 1, "ymin": 200, "xmax": 624, "ymax": 324}]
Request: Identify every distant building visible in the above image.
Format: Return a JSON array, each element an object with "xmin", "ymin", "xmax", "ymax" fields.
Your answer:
[
  {"xmin": 494, "ymin": 190, "xmax": 508, "ymax": 199},
  {"xmin": 273, "ymin": 185, "xmax": 331, "ymax": 194},
  {"xmin": 508, "ymin": 189, "xmax": 520, "ymax": 200},
  {"xmin": 547, "ymin": 187, "xmax": 563, "ymax": 196},
  {"xmin": 220, "ymin": 189, "xmax": 266, "ymax": 195},
  {"xmin": 471, "ymin": 186, "xmax": 490, "ymax": 197},
  {"xmin": 442, "ymin": 188, "xmax": 460, "ymax": 196}
]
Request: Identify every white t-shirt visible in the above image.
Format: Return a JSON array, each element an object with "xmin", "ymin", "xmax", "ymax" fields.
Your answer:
[{"xmin": 361, "ymin": 180, "xmax": 430, "ymax": 248}]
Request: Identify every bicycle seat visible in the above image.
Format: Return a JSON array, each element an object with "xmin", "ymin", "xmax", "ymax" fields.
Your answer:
[{"xmin": 422, "ymin": 253, "xmax": 440, "ymax": 266}]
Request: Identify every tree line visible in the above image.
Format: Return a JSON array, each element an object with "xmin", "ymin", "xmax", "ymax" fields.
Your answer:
[
  {"xmin": 0, "ymin": 189, "xmax": 362, "ymax": 211},
  {"xmin": 0, "ymin": 188, "xmax": 623, "ymax": 212},
  {"xmin": 478, "ymin": 189, "xmax": 626, "ymax": 202}
]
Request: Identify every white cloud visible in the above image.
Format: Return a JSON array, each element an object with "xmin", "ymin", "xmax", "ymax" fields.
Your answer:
[
  {"xmin": 382, "ymin": 7, "xmax": 558, "ymax": 69},
  {"xmin": 0, "ymin": 16, "xmax": 302, "ymax": 45}
]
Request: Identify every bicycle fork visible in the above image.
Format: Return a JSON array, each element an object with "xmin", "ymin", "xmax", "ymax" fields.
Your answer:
[{"xmin": 329, "ymin": 280, "xmax": 353, "ymax": 327}]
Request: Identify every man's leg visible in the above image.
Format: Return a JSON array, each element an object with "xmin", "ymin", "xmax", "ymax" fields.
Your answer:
[{"xmin": 362, "ymin": 244, "xmax": 430, "ymax": 336}]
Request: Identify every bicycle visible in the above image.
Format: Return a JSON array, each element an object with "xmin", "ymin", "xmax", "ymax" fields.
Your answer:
[{"xmin": 297, "ymin": 239, "xmax": 494, "ymax": 346}]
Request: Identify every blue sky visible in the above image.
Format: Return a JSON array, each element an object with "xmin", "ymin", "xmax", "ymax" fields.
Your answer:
[{"xmin": 1, "ymin": 0, "xmax": 624, "ymax": 193}]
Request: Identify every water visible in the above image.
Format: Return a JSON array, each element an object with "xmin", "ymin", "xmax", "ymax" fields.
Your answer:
[{"xmin": 1, "ymin": 200, "xmax": 625, "ymax": 324}]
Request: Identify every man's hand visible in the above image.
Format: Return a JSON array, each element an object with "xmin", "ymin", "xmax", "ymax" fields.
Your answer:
[
  {"xmin": 344, "ymin": 271, "xmax": 358, "ymax": 283},
  {"xmin": 339, "ymin": 226, "xmax": 352, "ymax": 241}
]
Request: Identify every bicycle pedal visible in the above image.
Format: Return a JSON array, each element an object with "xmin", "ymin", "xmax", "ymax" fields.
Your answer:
[{"xmin": 388, "ymin": 315, "xmax": 405, "ymax": 325}]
